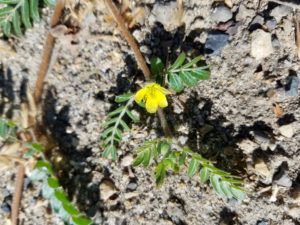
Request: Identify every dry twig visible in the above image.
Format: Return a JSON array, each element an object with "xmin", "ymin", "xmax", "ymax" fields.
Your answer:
[
  {"xmin": 104, "ymin": 0, "xmax": 151, "ymax": 80},
  {"xmin": 295, "ymin": 11, "xmax": 300, "ymax": 58},
  {"xmin": 33, "ymin": 0, "xmax": 66, "ymax": 104},
  {"xmin": 11, "ymin": 164, "xmax": 25, "ymax": 225},
  {"xmin": 268, "ymin": 0, "xmax": 300, "ymax": 10}
]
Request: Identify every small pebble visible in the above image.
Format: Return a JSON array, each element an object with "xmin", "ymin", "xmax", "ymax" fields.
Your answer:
[
  {"xmin": 251, "ymin": 29, "xmax": 273, "ymax": 60},
  {"xmin": 279, "ymin": 124, "xmax": 294, "ymax": 138},
  {"xmin": 126, "ymin": 182, "xmax": 138, "ymax": 192},
  {"xmin": 266, "ymin": 18, "xmax": 277, "ymax": 30},
  {"xmin": 211, "ymin": 6, "xmax": 233, "ymax": 23},
  {"xmin": 205, "ymin": 32, "xmax": 229, "ymax": 55},
  {"xmin": 285, "ymin": 75, "xmax": 299, "ymax": 97}
]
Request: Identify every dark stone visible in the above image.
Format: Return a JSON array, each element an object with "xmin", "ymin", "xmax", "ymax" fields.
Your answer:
[
  {"xmin": 285, "ymin": 75, "xmax": 299, "ymax": 97},
  {"xmin": 126, "ymin": 182, "xmax": 138, "ymax": 192},
  {"xmin": 205, "ymin": 32, "xmax": 229, "ymax": 55}
]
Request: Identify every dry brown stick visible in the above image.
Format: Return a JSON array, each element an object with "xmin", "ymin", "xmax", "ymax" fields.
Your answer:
[
  {"xmin": 104, "ymin": 0, "xmax": 151, "ymax": 80},
  {"xmin": 104, "ymin": 0, "xmax": 172, "ymax": 137},
  {"xmin": 33, "ymin": 0, "xmax": 65, "ymax": 104},
  {"xmin": 268, "ymin": 0, "xmax": 300, "ymax": 10},
  {"xmin": 11, "ymin": 164, "xmax": 25, "ymax": 225},
  {"xmin": 295, "ymin": 11, "xmax": 300, "ymax": 58}
]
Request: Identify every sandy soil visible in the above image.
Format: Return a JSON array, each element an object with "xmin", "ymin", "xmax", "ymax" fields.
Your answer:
[{"xmin": 1, "ymin": 0, "xmax": 300, "ymax": 224}]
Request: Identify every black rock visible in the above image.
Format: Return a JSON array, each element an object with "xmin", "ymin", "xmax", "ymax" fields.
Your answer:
[
  {"xmin": 126, "ymin": 182, "xmax": 138, "ymax": 192},
  {"xmin": 205, "ymin": 32, "xmax": 229, "ymax": 55},
  {"xmin": 285, "ymin": 75, "xmax": 299, "ymax": 96}
]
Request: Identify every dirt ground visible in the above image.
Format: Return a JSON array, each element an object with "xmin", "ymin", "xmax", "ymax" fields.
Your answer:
[{"xmin": 1, "ymin": 0, "xmax": 300, "ymax": 224}]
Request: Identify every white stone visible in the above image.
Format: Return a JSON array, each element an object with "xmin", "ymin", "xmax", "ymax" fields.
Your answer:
[
  {"xmin": 251, "ymin": 29, "xmax": 274, "ymax": 60},
  {"xmin": 279, "ymin": 124, "xmax": 294, "ymax": 138}
]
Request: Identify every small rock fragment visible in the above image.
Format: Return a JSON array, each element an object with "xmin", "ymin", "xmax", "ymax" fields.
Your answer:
[
  {"xmin": 121, "ymin": 155, "xmax": 134, "ymax": 167},
  {"xmin": 237, "ymin": 139, "xmax": 259, "ymax": 154},
  {"xmin": 274, "ymin": 174, "xmax": 292, "ymax": 187},
  {"xmin": 270, "ymin": 5, "xmax": 292, "ymax": 23},
  {"xmin": 251, "ymin": 29, "xmax": 274, "ymax": 60},
  {"xmin": 254, "ymin": 159, "xmax": 272, "ymax": 184},
  {"xmin": 287, "ymin": 207, "xmax": 300, "ymax": 219},
  {"xmin": 205, "ymin": 32, "xmax": 229, "ymax": 55},
  {"xmin": 211, "ymin": 6, "xmax": 233, "ymax": 23},
  {"xmin": 285, "ymin": 75, "xmax": 299, "ymax": 97},
  {"xmin": 99, "ymin": 179, "xmax": 117, "ymax": 201},
  {"xmin": 279, "ymin": 124, "xmax": 294, "ymax": 138},
  {"xmin": 126, "ymin": 182, "xmax": 138, "ymax": 192},
  {"xmin": 150, "ymin": 2, "xmax": 182, "ymax": 32},
  {"xmin": 266, "ymin": 18, "xmax": 277, "ymax": 30}
]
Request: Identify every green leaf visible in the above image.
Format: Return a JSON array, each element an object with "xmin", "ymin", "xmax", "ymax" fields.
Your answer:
[
  {"xmin": 24, "ymin": 142, "xmax": 44, "ymax": 158},
  {"xmin": 187, "ymin": 158, "xmax": 200, "ymax": 177},
  {"xmin": 100, "ymin": 127, "xmax": 114, "ymax": 138},
  {"xmin": 102, "ymin": 118, "xmax": 118, "ymax": 128},
  {"xmin": 107, "ymin": 106, "xmax": 125, "ymax": 117},
  {"xmin": 35, "ymin": 160, "xmax": 53, "ymax": 174},
  {"xmin": 72, "ymin": 215, "xmax": 92, "ymax": 225},
  {"xmin": 178, "ymin": 152, "xmax": 186, "ymax": 166},
  {"xmin": 169, "ymin": 52, "xmax": 186, "ymax": 70},
  {"xmin": 43, "ymin": 0, "xmax": 56, "ymax": 7},
  {"xmin": 3, "ymin": 22, "xmax": 11, "ymax": 36},
  {"xmin": 29, "ymin": 0, "xmax": 40, "ymax": 22},
  {"xmin": 0, "ymin": 118, "xmax": 16, "ymax": 139},
  {"xmin": 119, "ymin": 119, "xmax": 130, "ymax": 131},
  {"xmin": 133, "ymin": 152, "xmax": 144, "ymax": 167},
  {"xmin": 155, "ymin": 162, "xmax": 166, "ymax": 187},
  {"xmin": 182, "ymin": 56, "xmax": 202, "ymax": 69},
  {"xmin": 55, "ymin": 189, "xmax": 69, "ymax": 205},
  {"xmin": 48, "ymin": 177, "xmax": 60, "ymax": 188},
  {"xmin": 115, "ymin": 93, "xmax": 133, "ymax": 103},
  {"xmin": 180, "ymin": 71, "xmax": 198, "ymax": 87},
  {"xmin": 151, "ymin": 57, "xmax": 164, "ymax": 76},
  {"xmin": 12, "ymin": 10, "xmax": 22, "ymax": 36},
  {"xmin": 191, "ymin": 69, "xmax": 210, "ymax": 80},
  {"xmin": 220, "ymin": 181, "xmax": 233, "ymax": 199},
  {"xmin": 126, "ymin": 110, "xmax": 139, "ymax": 123},
  {"xmin": 199, "ymin": 167, "xmax": 210, "ymax": 183},
  {"xmin": 210, "ymin": 174, "xmax": 225, "ymax": 197},
  {"xmin": 159, "ymin": 141, "xmax": 170, "ymax": 156},
  {"xmin": 142, "ymin": 148, "xmax": 151, "ymax": 167},
  {"xmin": 151, "ymin": 57, "xmax": 164, "ymax": 84},
  {"xmin": 168, "ymin": 73, "xmax": 183, "ymax": 93},
  {"xmin": 102, "ymin": 145, "xmax": 117, "ymax": 160},
  {"xmin": 62, "ymin": 202, "xmax": 80, "ymax": 216},
  {"xmin": 21, "ymin": 0, "xmax": 31, "ymax": 29},
  {"xmin": 230, "ymin": 186, "xmax": 246, "ymax": 200}
]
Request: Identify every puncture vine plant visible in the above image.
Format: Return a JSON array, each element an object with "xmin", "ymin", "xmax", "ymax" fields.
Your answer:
[
  {"xmin": 0, "ymin": 118, "xmax": 92, "ymax": 225},
  {"xmin": 100, "ymin": 53, "xmax": 246, "ymax": 200},
  {"xmin": 0, "ymin": 0, "xmax": 55, "ymax": 36}
]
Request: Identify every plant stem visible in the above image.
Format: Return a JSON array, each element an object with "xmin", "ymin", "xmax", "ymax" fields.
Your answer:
[
  {"xmin": 33, "ymin": 0, "xmax": 65, "ymax": 104},
  {"xmin": 11, "ymin": 164, "xmax": 25, "ymax": 225},
  {"xmin": 104, "ymin": 0, "xmax": 151, "ymax": 80},
  {"xmin": 104, "ymin": 0, "xmax": 172, "ymax": 137}
]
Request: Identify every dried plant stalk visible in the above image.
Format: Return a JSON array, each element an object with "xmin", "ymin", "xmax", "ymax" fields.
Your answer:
[
  {"xmin": 33, "ymin": 0, "xmax": 65, "ymax": 104},
  {"xmin": 295, "ymin": 11, "xmax": 300, "ymax": 58},
  {"xmin": 11, "ymin": 164, "xmax": 25, "ymax": 225},
  {"xmin": 104, "ymin": 0, "xmax": 151, "ymax": 80}
]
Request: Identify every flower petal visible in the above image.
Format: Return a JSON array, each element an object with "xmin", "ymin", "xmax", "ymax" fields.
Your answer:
[
  {"xmin": 135, "ymin": 88, "xmax": 146, "ymax": 103},
  {"xmin": 145, "ymin": 97, "xmax": 158, "ymax": 113},
  {"xmin": 157, "ymin": 92, "xmax": 168, "ymax": 108}
]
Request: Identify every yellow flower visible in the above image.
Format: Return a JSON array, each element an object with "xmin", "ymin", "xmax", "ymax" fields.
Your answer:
[{"xmin": 135, "ymin": 83, "xmax": 171, "ymax": 113}]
